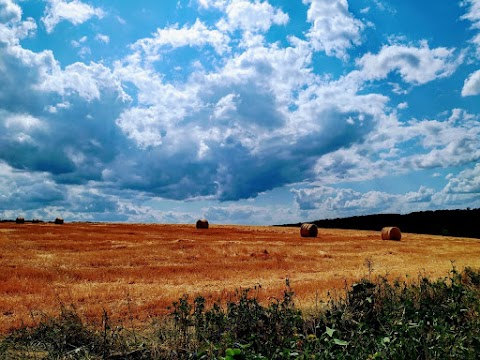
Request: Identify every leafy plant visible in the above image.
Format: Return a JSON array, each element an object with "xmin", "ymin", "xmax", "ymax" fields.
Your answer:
[{"xmin": 3, "ymin": 266, "xmax": 480, "ymax": 359}]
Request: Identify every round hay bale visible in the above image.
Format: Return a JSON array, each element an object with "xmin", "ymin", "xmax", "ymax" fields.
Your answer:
[
  {"xmin": 381, "ymin": 226, "xmax": 401, "ymax": 241},
  {"xmin": 15, "ymin": 217, "xmax": 25, "ymax": 224},
  {"xmin": 54, "ymin": 217, "xmax": 64, "ymax": 225},
  {"xmin": 300, "ymin": 223, "xmax": 318, "ymax": 237},
  {"xmin": 196, "ymin": 219, "xmax": 209, "ymax": 229}
]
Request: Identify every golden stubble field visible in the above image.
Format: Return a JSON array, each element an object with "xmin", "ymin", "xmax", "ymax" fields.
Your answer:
[{"xmin": 1, "ymin": 222, "xmax": 480, "ymax": 333}]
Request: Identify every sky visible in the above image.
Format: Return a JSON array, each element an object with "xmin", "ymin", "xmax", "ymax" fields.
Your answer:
[{"xmin": 0, "ymin": 0, "xmax": 479, "ymax": 225}]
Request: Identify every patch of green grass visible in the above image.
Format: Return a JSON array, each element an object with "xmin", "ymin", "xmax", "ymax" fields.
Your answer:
[{"xmin": 2, "ymin": 267, "xmax": 480, "ymax": 359}]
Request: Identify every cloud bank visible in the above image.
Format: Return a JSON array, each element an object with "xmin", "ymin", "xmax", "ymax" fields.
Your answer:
[{"xmin": 0, "ymin": 0, "xmax": 479, "ymax": 224}]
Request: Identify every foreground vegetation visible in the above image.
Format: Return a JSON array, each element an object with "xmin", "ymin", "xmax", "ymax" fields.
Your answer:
[{"xmin": 2, "ymin": 266, "xmax": 480, "ymax": 359}]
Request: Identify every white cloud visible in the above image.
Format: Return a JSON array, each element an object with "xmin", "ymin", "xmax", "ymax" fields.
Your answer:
[
  {"xmin": 443, "ymin": 163, "xmax": 480, "ymax": 194},
  {"xmin": 311, "ymin": 108, "xmax": 480, "ymax": 186},
  {"xmin": 111, "ymin": 31, "xmax": 398, "ymax": 202},
  {"xmin": 206, "ymin": 38, "xmax": 313, "ymax": 109},
  {"xmin": 471, "ymin": 33, "xmax": 480, "ymax": 58},
  {"xmin": 36, "ymin": 61, "xmax": 128, "ymax": 102},
  {"xmin": 404, "ymin": 116, "xmax": 480, "ymax": 170},
  {"xmin": 0, "ymin": 0, "xmax": 21, "ymax": 23},
  {"xmin": 461, "ymin": 1, "xmax": 480, "ymax": 93},
  {"xmin": 2, "ymin": 0, "xmax": 391, "ymax": 209},
  {"xmin": 1, "ymin": 0, "xmax": 479, "ymax": 223},
  {"xmin": 197, "ymin": 0, "xmax": 227, "ymax": 9},
  {"xmin": 0, "ymin": 161, "xmax": 64, "ymax": 214},
  {"xmin": 343, "ymin": 191, "xmax": 398, "ymax": 210},
  {"xmin": 291, "ymin": 182, "xmax": 474, "ymax": 219},
  {"xmin": 356, "ymin": 42, "xmax": 460, "ymax": 85},
  {"xmin": 313, "ymin": 145, "xmax": 388, "ymax": 184},
  {"xmin": 42, "ymin": 0, "xmax": 105, "ymax": 33},
  {"xmin": 0, "ymin": 0, "xmax": 36, "ymax": 46},
  {"xmin": 462, "ymin": 69, "xmax": 480, "ymax": 96},
  {"xmin": 0, "ymin": 25, "xmax": 130, "ymax": 185},
  {"xmin": 70, "ymin": 35, "xmax": 91, "ymax": 57},
  {"xmin": 3, "ymin": 111, "xmax": 43, "ymax": 131},
  {"xmin": 404, "ymin": 186, "xmax": 435, "ymax": 203},
  {"xmin": 116, "ymin": 36, "xmax": 313, "ymax": 148},
  {"xmin": 431, "ymin": 163, "xmax": 480, "ymax": 208},
  {"xmin": 71, "ymin": 35, "xmax": 87, "ymax": 47},
  {"xmin": 0, "ymin": 45, "xmax": 60, "ymax": 116},
  {"xmin": 116, "ymin": 107, "xmax": 170, "ymax": 148},
  {"xmin": 45, "ymin": 101, "xmax": 71, "ymax": 113},
  {"xmin": 0, "ymin": 161, "xmax": 147, "ymax": 222},
  {"xmin": 292, "ymin": 185, "xmax": 401, "ymax": 215},
  {"xmin": 303, "ymin": 0, "xmax": 364, "ymax": 59},
  {"xmin": 114, "ymin": 58, "xmax": 206, "ymax": 151},
  {"xmin": 95, "ymin": 33, "xmax": 109, "ymax": 44},
  {"xmin": 211, "ymin": 93, "xmax": 239, "ymax": 121},
  {"xmin": 0, "ymin": 110, "xmax": 45, "ymax": 147},
  {"xmin": 132, "ymin": 19, "xmax": 230, "ymax": 59},
  {"xmin": 461, "ymin": 0, "xmax": 480, "ymax": 29},
  {"xmin": 216, "ymin": 0, "xmax": 289, "ymax": 33}
]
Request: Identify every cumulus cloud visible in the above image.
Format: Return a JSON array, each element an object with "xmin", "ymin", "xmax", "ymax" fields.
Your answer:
[
  {"xmin": 0, "ymin": 161, "xmax": 64, "ymax": 213},
  {"xmin": 430, "ymin": 164, "xmax": 480, "ymax": 208},
  {"xmin": 460, "ymin": 0, "xmax": 480, "ymax": 94},
  {"xmin": 303, "ymin": 0, "xmax": 364, "ymax": 59},
  {"xmin": 45, "ymin": 101, "xmax": 71, "ymax": 113},
  {"xmin": 356, "ymin": 42, "xmax": 460, "ymax": 85},
  {"xmin": 461, "ymin": 0, "xmax": 480, "ymax": 29},
  {"xmin": 311, "ymin": 108, "xmax": 480, "ymax": 186},
  {"xmin": 291, "ymin": 181, "xmax": 476, "ymax": 219},
  {"xmin": 0, "ymin": 15, "xmax": 129, "ymax": 184},
  {"xmin": 2, "ymin": 1, "xmax": 474, "ymax": 211},
  {"xmin": 0, "ymin": 0, "xmax": 21, "ymax": 23},
  {"xmin": 462, "ymin": 69, "xmax": 480, "ymax": 96},
  {"xmin": 42, "ymin": 0, "xmax": 105, "ymax": 33},
  {"xmin": 116, "ymin": 105, "xmax": 185, "ymax": 148},
  {"xmin": 36, "ymin": 61, "xmax": 128, "ymax": 102},
  {"xmin": 403, "ymin": 112, "xmax": 480, "ymax": 170},
  {"xmin": 111, "ymin": 8, "xmax": 466, "ymax": 206},
  {"xmin": 444, "ymin": 163, "xmax": 480, "ymax": 194},
  {"xmin": 109, "ymin": 31, "xmax": 392, "ymax": 202},
  {"xmin": 131, "ymin": 19, "xmax": 230, "ymax": 58},
  {"xmin": 1, "ymin": 1, "xmax": 479, "ymax": 223},
  {"xmin": 0, "ymin": 160, "xmax": 144, "ymax": 222},
  {"xmin": 0, "ymin": 111, "xmax": 46, "ymax": 166},
  {"xmin": 197, "ymin": 0, "xmax": 227, "ymax": 9},
  {"xmin": 404, "ymin": 186, "xmax": 435, "ymax": 203},
  {"xmin": 216, "ymin": 0, "xmax": 289, "ymax": 33},
  {"xmin": 292, "ymin": 185, "xmax": 400, "ymax": 215},
  {"xmin": 0, "ymin": 0, "xmax": 36, "ymax": 46}
]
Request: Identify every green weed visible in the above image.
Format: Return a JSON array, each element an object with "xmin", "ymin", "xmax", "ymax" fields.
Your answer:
[{"xmin": 2, "ymin": 267, "xmax": 480, "ymax": 359}]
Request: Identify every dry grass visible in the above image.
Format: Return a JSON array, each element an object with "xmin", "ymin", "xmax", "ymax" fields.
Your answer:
[{"xmin": 1, "ymin": 222, "xmax": 480, "ymax": 333}]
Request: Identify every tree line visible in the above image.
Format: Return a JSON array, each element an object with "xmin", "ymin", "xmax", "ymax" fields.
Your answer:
[{"xmin": 280, "ymin": 208, "xmax": 480, "ymax": 239}]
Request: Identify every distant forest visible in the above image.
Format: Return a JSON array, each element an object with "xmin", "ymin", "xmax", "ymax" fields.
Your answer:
[{"xmin": 279, "ymin": 208, "xmax": 480, "ymax": 239}]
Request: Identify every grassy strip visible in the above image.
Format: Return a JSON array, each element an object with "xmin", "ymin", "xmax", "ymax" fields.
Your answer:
[{"xmin": 2, "ymin": 266, "xmax": 480, "ymax": 359}]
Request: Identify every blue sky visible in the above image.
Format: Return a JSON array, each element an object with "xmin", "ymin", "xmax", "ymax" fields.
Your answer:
[{"xmin": 0, "ymin": 0, "xmax": 479, "ymax": 225}]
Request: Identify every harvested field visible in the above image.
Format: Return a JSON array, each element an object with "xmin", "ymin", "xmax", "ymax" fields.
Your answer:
[{"xmin": 1, "ymin": 222, "xmax": 480, "ymax": 333}]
